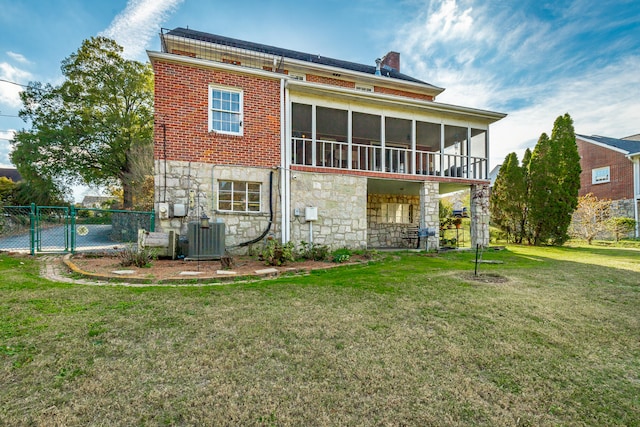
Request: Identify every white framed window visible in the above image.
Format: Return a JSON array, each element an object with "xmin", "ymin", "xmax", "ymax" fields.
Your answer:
[
  {"xmin": 209, "ymin": 85, "xmax": 243, "ymax": 135},
  {"xmin": 592, "ymin": 166, "xmax": 610, "ymax": 184},
  {"xmin": 381, "ymin": 203, "xmax": 411, "ymax": 224},
  {"xmin": 218, "ymin": 181, "xmax": 261, "ymax": 212}
]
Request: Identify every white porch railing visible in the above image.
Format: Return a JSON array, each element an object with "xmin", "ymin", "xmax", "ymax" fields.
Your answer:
[{"xmin": 291, "ymin": 137, "xmax": 488, "ymax": 180}]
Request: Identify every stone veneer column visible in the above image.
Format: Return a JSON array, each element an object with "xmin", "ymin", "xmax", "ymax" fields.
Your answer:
[
  {"xmin": 420, "ymin": 181, "xmax": 439, "ymax": 251},
  {"xmin": 470, "ymin": 183, "xmax": 490, "ymax": 248}
]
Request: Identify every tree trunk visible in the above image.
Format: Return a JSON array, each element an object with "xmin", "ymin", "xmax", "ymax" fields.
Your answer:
[{"xmin": 122, "ymin": 180, "xmax": 134, "ymax": 209}]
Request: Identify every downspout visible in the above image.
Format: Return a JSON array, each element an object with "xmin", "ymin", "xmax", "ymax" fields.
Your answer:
[
  {"xmin": 228, "ymin": 75, "xmax": 287, "ymax": 249},
  {"xmin": 162, "ymin": 123, "xmax": 167, "ymax": 202},
  {"xmin": 231, "ymin": 171, "xmax": 274, "ymax": 247},
  {"xmin": 281, "ymin": 77, "xmax": 291, "ymax": 243},
  {"xmin": 628, "ymin": 153, "xmax": 640, "ymax": 237}
]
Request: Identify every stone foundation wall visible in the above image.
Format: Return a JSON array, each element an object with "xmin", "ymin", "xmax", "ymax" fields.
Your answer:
[
  {"xmin": 290, "ymin": 171, "xmax": 367, "ymax": 249},
  {"xmin": 611, "ymin": 199, "xmax": 634, "ymax": 219},
  {"xmin": 367, "ymin": 194, "xmax": 420, "ymax": 248},
  {"xmin": 110, "ymin": 212, "xmax": 153, "ymax": 242},
  {"xmin": 154, "ymin": 160, "xmax": 281, "ymax": 254}
]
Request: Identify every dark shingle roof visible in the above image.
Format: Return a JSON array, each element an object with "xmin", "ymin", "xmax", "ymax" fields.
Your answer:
[
  {"xmin": 576, "ymin": 134, "xmax": 640, "ymax": 155},
  {"xmin": 0, "ymin": 168, "xmax": 21, "ymax": 182},
  {"xmin": 166, "ymin": 27, "xmax": 437, "ymax": 87}
]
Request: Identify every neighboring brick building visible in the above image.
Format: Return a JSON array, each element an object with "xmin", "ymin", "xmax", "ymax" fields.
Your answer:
[
  {"xmin": 148, "ymin": 28, "xmax": 506, "ymax": 252},
  {"xmin": 576, "ymin": 134, "xmax": 640, "ymax": 237}
]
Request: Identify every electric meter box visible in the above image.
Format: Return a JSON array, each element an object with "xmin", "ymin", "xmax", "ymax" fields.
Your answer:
[
  {"xmin": 305, "ymin": 206, "xmax": 318, "ymax": 222},
  {"xmin": 158, "ymin": 202, "xmax": 170, "ymax": 220},
  {"xmin": 173, "ymin": 203, "xmax": 186, "ymax": 217}
]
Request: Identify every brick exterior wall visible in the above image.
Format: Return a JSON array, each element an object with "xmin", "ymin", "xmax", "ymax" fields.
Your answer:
[
  {"xmin": 374, "ymin": 86, "xmax": 434, "ymax": 101},
  {"xmin": 577, "ymin": 139, "xmax": 634, "ymax": 200},
  {"xmin": 306, "ymin": 74, "xmax": 355, "ymax": 88},
  {"xmin": 153, "ymin": 60, "xmax": 282, "ymax": 167}
]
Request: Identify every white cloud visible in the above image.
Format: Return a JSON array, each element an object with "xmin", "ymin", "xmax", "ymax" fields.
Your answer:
[
  {"xmin": 0, "ymin": 62, "xmax": 31, "ymax": 108},
  {"xmin": 100, "ymin": 0, "xmax": 184, "ymax": 60},
  {"xmin": 395, "ymin": 0, "xmax": 640, "ymax": 169},
  {"xmin": 0, "ymin": 129, "xmax": 16, "ymax": 167},
  {"xmin": 7, "ymin": 51, "xmax": 29, "ymax": 64},
  {"xmin": 490, "ymin": 55, "xmax": 640, "ymax": 167}
]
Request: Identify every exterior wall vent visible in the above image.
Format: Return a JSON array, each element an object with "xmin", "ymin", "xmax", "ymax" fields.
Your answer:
[
  {"xmin": 355, "ymin": 84, "xmax": 374, "ymax": 93},
  {"xmin": 288, "ymin": 72, "xmax": 306, "ymax": 81}
]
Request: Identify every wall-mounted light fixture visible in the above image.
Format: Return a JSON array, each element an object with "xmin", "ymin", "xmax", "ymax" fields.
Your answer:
[{"xmin": 200, "ymin": 211, "xmax": 210, "ymax": 229}]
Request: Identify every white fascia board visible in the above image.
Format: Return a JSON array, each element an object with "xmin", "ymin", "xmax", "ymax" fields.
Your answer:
[
  {"xmin": 286, "ymin": 79, "xmax": 506, "ymax": 124},
  {"xmin": 158, "ymin": 34, "xmax": 445, "ymax": 97},
  {"xmin": 577, "ymin": 136, "xmax": 631, "ymax": 155}
]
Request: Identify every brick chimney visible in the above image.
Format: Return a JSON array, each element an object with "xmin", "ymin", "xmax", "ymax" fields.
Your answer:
[{"xmin": 381, "ymin": 51, "xmax": 400, "ymax": 72}]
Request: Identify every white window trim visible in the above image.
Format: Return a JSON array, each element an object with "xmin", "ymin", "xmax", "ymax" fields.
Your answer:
[
  {"xmin": 592, "ymin": 166, "xmax": 611, "ymax": 184},
  {"xmin": 381, "ymin": 202, "xmax": 411, "ymax": 224},
  {"xmin": 209, "ymin": 84, "xmax": 243, "ymax": 136},
  {"xmin": 217, "ymin": 180, "xmax": 261, "ymax": 213}
]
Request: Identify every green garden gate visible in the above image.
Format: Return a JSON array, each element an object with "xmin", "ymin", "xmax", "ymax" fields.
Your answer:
[{"xmin": 0, "ymin": 204, "xmax": 155, "ymax": 254}]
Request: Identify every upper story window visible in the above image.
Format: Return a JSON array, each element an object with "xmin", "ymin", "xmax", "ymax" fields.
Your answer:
[
  {"xmin": 592, "ymin": 166, "xmax": 610, "ymax": 184},
  {"xmin": 210, "ymin": 85, "xmax": 243, "ymax": 135}
]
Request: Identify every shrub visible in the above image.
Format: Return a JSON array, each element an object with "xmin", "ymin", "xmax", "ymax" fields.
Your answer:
[
  {"xmin": 260, "ymin": 238, "xmax": 295, "ymax": 266},
  {"xmin": 117, "ymin": 244, "xmax": 157, "ymax": 268},
  {"xmin": 297, "ymin": 241, "xmax": 329, "ymax": 261},
  {"xmin": 331, "ymin": 248, "xmax": 351, "ymax": 263},
  {"xmin": 607, "ymin": 217, "xmax": 636, "ymax": 242}
]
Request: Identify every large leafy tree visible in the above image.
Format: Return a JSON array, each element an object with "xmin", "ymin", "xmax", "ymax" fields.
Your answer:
[{"xmin": 11, "ymin": 37, "xmax": 154, "ymax": 209}]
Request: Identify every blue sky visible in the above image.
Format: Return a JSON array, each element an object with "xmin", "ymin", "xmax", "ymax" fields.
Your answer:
[{"xmin": 1, "ymin": 0, "xmax": 639, "ymax": 180}]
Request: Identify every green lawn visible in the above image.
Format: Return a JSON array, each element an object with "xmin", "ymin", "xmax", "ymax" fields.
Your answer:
[{"xmin": 1, "ymin": 245, "xmax": 639, "ymax": 426}]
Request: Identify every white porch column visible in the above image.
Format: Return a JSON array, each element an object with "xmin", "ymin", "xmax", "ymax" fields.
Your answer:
[{"xmin": 470, "ymin": 183, "xmax": 490, "ymax": 248}]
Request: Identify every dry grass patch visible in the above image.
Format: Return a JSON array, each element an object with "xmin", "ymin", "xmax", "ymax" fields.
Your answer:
[{"xmin": 1, "ymin": 246, "xmax": 639, "ymax": 425}]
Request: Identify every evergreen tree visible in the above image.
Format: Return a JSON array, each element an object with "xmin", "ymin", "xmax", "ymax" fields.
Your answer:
[
  {"xmin": 528, "ymin": 132, "xmax": 555, "ymax": 244},
  {"xmin": 551, "ymin": 113, "xmax": 581, "ymax": 244},
  {"xmin": 520, "ymin": 148, "xmax": 533, "ymax": 243},
  {"xmin": 528, "ymin": 114, "xmax": 581, "ymax": 245},
  {"xmin": 490, "ymin": 152, "xmax": 526, "ymax": 242}
]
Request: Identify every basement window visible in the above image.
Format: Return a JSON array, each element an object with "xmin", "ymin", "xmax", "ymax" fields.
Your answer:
[
  {"xmin": 592, "ymin": 166, "xmax": 610, "ymax": 184},
  {"xmin": 209, "ymin": 85, "xmax": 243, "ymax": 135},
  {"xmin": 218, "ymin": 181, "xmax": 261, "ymax": 212}
]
